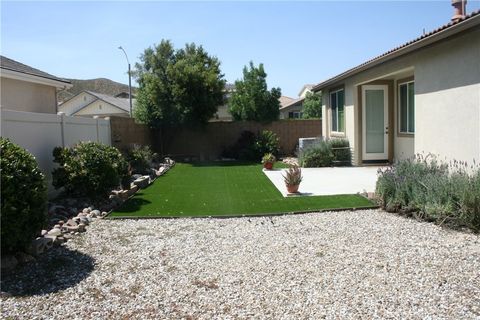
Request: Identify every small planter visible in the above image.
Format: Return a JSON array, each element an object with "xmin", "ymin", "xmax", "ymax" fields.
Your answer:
[
  {"xmin": 263, "ymin": 162, "xmax": 274, "ymax": 170},
  {"xmin": 286, "ymin": 184, "xmax": 299, "ymax": 193},
  {"xmin": 283, "ymin": 165, "xmax": 303, "ymax": 194},
  {"xmin": 262, "ymin": 153, "xmax": 276, "ymax": 170}
]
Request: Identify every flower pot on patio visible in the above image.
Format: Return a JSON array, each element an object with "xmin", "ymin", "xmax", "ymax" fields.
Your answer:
[
  {"xmin": 261, "ymin": 153, "xmax": 276, "ymax": 170},
  {"xmin": 263, "ymin": 162, "xmax": 274, "ymax": 170},
  {"xmin": 286, "ymin": 184, "xmax": 300, "ymax": 193},
  {"xmin": 283, "ymin": 165, "xmax": 303, "ymax": 194}
]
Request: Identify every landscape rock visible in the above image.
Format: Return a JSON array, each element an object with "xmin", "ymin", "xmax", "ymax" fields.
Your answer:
[
  {"xmin": 91, "ymin": 209, "xmax": 101, "ymax": 217},
  {"xmin": 133, "ymin": 176, "xmax": 150, "ymax": 189},
  {"xmin": 47, "ymin": 228, "xmax": 62, "ymax": 237},
  {"xmin": 62, "ymin": 225, "xmax": 80, "ymax": 233},
  {"xmin": 28, "ymin": 237, "xmax": 53, "ymax": 256},
  {"xmin": 41, "ymin": 229, "xmax": 48, "ymax": 236},
  {"xmin": 65, "ymin": 219, "xmax": 78, "ymax": 227}
]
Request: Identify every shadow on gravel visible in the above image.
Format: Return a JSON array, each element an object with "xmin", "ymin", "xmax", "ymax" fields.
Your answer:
[{"xmin": 1, "ymin": 246, "xmax": 94, "ymax": 297}]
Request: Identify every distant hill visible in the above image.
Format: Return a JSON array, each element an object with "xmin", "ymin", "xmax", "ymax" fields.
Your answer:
[{"xmin": 58, "ymin": 78, "xmax": 137, "ymax": 103}]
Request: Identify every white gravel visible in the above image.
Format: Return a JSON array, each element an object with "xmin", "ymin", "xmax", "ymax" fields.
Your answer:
[{"xmin": 2, "ymin": 209, "xmax": 480, "ymax": 319}]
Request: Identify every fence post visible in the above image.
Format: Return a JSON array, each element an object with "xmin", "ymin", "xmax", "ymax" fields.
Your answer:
[
  {"xmin": 104, "ymin": 117, "xmax": 111, "ymax": 145},
  {"xmin": 93, "ymin": 115, "xmax": 100, "ymax": 143},
  {"xmin": 57, "ymin": 112, "xmax": 66, "ymax": 147}
]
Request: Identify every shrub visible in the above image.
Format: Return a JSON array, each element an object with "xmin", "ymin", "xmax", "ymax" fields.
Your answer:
[
  {"xmin": 253, "ymin": 130, "xmax": 280, "ymax": 157},
  {"xmin": 125, "ymin": 145, "xmax": 153, "ymax": 174},
  {"xmin": 330, "ymin": 138, "xmax": 352, "ymax": 166},
  {"xmin": 221, "ymin": 130, "xmax": 256, "ymax": 160},
  {"xmin": 1, "ymin": 138, "xmax": 48, "ymax": 254},
  {"xmin": 299, "ymin": 138, "xmax": 351, "ymax": 167},
  {"xmin": 52, "ymin": 142, "xmax": 128, "ymax": 199},
  {"xmin": 222, "ymin": 130, "xmax": 280, "ymax": 161},
  {"xmin": 376, "ymin": 154, "xmax": 480, "ymax": 232},
  {"xmin": 299, "ymin": 141, "xmax": 334, "ymax": 167}
]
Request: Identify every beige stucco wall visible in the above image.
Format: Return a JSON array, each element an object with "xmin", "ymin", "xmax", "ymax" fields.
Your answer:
[
  {"xmin": 59, "ymin": 91, "xmax": 97, "ymax": 116},
  {"xmin": 0, "ymin": 77, "xmax": 57, "ymax": 113},
  {"xmin": 414, "ymin": 28, "xmax": 480, "ymax": 163},
  {"xmin": 75, "ymin": 100, "xmax": 128, "ymax": 117},
  {"xmin": 320, "ymin": 26, "xmax": 479, "ymax": 165}
]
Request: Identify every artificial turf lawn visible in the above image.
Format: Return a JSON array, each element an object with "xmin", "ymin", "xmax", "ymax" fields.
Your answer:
[{"xmin": 109, "ymin": 162, "xmax": 374, "ymax": 218}]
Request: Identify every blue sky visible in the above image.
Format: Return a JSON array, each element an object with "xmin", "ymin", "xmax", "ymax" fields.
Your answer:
[{"xmin": 2, "ymin": 1, "xmax": 479, "ymax": 97}]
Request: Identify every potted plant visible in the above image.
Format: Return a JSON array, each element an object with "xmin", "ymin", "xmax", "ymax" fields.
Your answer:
[
  {"xmin": 283, "ymin": 165, "xmax": 303, "ymax": 193},
  {"xmin": 262, "ymin": 153, "xmax": 276, "ymax": 170}
]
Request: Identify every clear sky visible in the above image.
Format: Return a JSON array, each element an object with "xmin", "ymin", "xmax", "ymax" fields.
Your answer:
[{"xmin": 2, "ymin": 1, "xmax": 479, "ymax": 97}]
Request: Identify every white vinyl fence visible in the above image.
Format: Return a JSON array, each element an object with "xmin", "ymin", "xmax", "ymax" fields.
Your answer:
[{"xmin": 1, "ymin": 109, "xmax": 111, "ymax": 197}]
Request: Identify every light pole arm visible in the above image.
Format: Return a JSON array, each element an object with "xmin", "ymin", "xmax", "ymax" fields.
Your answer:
[{"xmin": 118, "ymin": 46, "xmax": 133, "ymax": 116}]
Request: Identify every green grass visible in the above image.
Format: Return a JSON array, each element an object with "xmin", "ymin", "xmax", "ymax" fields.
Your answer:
[{"xmin": 109, "ymin": 162, "xmax": 374, "ymax": 218}]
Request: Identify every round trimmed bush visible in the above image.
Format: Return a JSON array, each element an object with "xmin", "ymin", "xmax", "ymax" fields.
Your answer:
[
  {"xmin": 52, "ymin": 142, "xmax": 128, "ymax": 199},
  {"xmin": 1, "ymin": 138, "xmax": 48, "ymax": 254}
]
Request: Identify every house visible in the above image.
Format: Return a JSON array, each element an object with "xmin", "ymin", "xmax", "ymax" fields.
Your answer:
[
  {"xmin": 59, "ymin": 90, "xmax": 134, "ymax": 118},
  {"xmin": 312, "ymin": 3, "xmax": 479, "ymax": 165},
  {"xmin": 0, "ymin": 55, "xmax": 72, "ymax": 113},
  {"xmin": 279, "ymin": 85, "xmax": 314, "ymax": 119},
  {"xmin": 212, "ymin": 83, "xmax": 236, "ymax": 121}
]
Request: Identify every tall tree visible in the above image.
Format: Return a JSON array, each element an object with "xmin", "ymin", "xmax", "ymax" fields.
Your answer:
[
  {"xmin": 134, "ymin": 40, "xmax": 226, "ymax": 128},
  {"xmin": 302, "ymin": 91, "xmax": 322, "ymax": 119},
  {"xmin": 229, "ymin": 62, "xmax": 281, "ymax": 122}
]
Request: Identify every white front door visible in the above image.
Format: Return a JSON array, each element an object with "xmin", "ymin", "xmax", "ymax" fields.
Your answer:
[{"xmin": 362, "ymin": 85, "xmax": 388, "ymax": 161}]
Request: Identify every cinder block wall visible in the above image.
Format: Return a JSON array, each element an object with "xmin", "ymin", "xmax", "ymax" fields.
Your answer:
[{"xmin": 111, "ymin": 117, "xmax": 322, "ymax": 159}]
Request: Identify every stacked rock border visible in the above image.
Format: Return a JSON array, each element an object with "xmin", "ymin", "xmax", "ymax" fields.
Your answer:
[{"xmin": 1, "ymin": 158, "xmax": 176, "ymax": 272}]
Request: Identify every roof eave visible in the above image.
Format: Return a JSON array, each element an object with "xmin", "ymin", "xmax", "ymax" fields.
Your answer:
[
  {"xmin": 312, "ymin": 14, "xmax": 480, "ymax": 92},
  {"xmin": 1, "ymin": 68, "xmax": 72, "ymax": 89}
]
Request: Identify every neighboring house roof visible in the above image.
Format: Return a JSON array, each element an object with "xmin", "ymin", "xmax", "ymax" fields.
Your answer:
[
  {"xmin": 83, "ymin": 91, "xmax": 132, "ymax": 113},
  {"xmin": 60, "ymin": 90, "xmax": 134, "ymax": 116},
  {"xmin": 279, "ymin": 96, "xmax": 295, "ymax": 108},
  {"xmin": 280, "ymin": 97, "xmax": 305, "ymax": 110},
  {"xmin": 312, "ymin": 10, "xmax": 480, "ymax": 91},
  {"xmin": 0, "ymin": 55, "xmax": 72, "ymax": 88}
]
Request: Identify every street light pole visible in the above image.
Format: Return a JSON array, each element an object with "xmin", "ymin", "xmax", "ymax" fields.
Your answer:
[{"xmin": 118, "ymin": 46, "xmax": 133, "ymax": 116}]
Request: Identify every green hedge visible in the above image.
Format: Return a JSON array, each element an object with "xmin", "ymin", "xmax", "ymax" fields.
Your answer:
[
  {"xmin": 376, "ymin": 155, "xmax": 480, "ymax": 232},
  {"xmin": 52, "ymin": 142, "xmax": 128, "ymax": 199},
  {"xmin": 1, "ymin": 138, "xmax": 48, "ymax": 254}
]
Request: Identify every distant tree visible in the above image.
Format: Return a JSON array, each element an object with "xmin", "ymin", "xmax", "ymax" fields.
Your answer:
[
  {"xmin": 134, "ymin": 40, "xmax": 226, "ymax": 129},
  {"xmin": 229, "ymin": 62, "xmax": 281, "ymax": 122},
  {"xmin": 302, "ymin": 91, "xmax": 322, "ymax": 119}
]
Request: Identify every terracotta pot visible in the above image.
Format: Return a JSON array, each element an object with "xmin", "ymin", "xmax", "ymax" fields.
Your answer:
[
  {"xmin": 263, "ymin": 162, "xmax": 274, "ymax": 170},
  {"xmin": 286, "ymin": 184, "xmax": 299, "ymax": 193}
]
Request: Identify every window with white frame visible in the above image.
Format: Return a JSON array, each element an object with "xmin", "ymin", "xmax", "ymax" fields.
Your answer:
[
  {"xmin": 330, "ymin": 88, "xmax": 345, "ymax": 132},
  {"xmin": 288, "ymin": 111, "xmax": 303, "ymax": 119},
  {"xmin": 399, "ymin": 81, "xmax": 414, "ymax": 134}
]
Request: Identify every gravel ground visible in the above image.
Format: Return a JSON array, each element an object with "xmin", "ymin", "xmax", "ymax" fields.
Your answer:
[{"xmin": 2, "ymin": 209, "xmax": 480, "ymax": 319}]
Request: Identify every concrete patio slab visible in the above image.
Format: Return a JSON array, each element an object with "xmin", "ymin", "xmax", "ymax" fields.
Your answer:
[{"xmin": 263, "ymin": 166, "xmax": 380, "ymax": 197}]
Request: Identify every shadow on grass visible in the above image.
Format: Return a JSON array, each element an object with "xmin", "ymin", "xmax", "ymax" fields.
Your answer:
[
  {"xmin": 113, "ymin": 197, "xmax": 152, "ymax": 214},
  {"xmin": 1, "ymin": 246, "xmax": 94, "ymax": 297}
]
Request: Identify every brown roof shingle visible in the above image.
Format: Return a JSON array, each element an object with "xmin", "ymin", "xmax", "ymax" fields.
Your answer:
[{"xmin": 0, "ymin": 55, "xmax": 71, "ymax": 85}]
